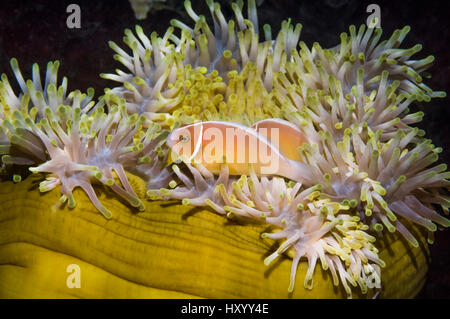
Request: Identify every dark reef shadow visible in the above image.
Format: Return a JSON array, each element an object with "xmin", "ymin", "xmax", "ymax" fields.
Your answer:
[
  {"xmin": 27, "ymin": 177, "xmax": 41, "ymax": 191},
  {"xmin": 377, "ymin": 221, "xmax": 431, "ymax": 273},
  {"xmin": 181, "ymin": 205, "xmax": 206, "ymax": 220},
  {"xmin": 159, "ymin": 201, "xmax": 183, "ymax": 208},
  {"xmin": 262, "ymin": 241, "xmax": 284, "ymax": 279}
]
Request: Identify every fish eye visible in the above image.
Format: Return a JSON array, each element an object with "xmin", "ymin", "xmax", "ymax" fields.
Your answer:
[{"xmin": 179, "ymin": 135, "xmax": 190, "ymax": 142}]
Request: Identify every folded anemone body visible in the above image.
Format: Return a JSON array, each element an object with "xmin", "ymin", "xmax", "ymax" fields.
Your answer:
[{"xmin": 0, "ymin": 0, "xmax": 449, "ymax": 298}]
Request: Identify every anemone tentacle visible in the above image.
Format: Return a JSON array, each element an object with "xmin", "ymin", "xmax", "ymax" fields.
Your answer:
[
  {"xmin": 4, "ymin": 92, "xmax": 173, "ymax": 218},
  {"xmin": 0, "ymin": 58, "xmax": 96, "ymax": 121}
]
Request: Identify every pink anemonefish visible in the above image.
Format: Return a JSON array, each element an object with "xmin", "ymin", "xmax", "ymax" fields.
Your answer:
[{"xmin": 166, "ymin": 119, "xmax": 312, "ymax": 183}]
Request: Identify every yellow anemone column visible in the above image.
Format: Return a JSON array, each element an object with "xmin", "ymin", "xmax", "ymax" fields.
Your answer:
[{"xmin": 0, "ymin": 174, "xmax": 429, "ymax": 298}]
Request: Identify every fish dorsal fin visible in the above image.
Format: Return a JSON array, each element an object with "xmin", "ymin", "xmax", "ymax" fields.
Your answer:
[{"xmin": 252, "ymin": 119, "xmax": 308, "ymax": 162}]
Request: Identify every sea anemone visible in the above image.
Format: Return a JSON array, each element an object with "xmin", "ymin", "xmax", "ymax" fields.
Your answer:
[
  {"xmin": 151, "ymin": 161, "xmax": 231, "ymax": 208},
  {"xmin": 273, "ymin": 65, "xmax": 427, "ymax": 142},
  {"xmin": 296, "ymin": 123, "xmax": 449, "ymax": 246},
  {"xmin": 150, "ymin": 160, "xmax": 385, "ymax": 297},
  {"xmin": 19, "ymin": 98, "xmax": 146, "ymax": 218},
  {"xmin": 0, "ymin": 0, "xmax": 448, "ymax": 299},
  {"xmin": 0, "ymin": 57, "xmax": 176, "ymax": 218},
  {"xmin": 101, "ymin": 0, "xmax": 299, "ymax": 127},
  {"xmin": 0, "ymin": 58, "xmax": 95, "ymax": 120},
  {"xmin": 0, "ymin": 59, "xmax": 96, "ymax": 176},
  {"xmin": 100, "ymin": 26, "xmax": 182, "ymax": 124}
]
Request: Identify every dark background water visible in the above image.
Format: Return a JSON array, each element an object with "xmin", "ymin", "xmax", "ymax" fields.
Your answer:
[{"xmin": 0, "ymin": 0, "xmax": 448, "ymax": 298}]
